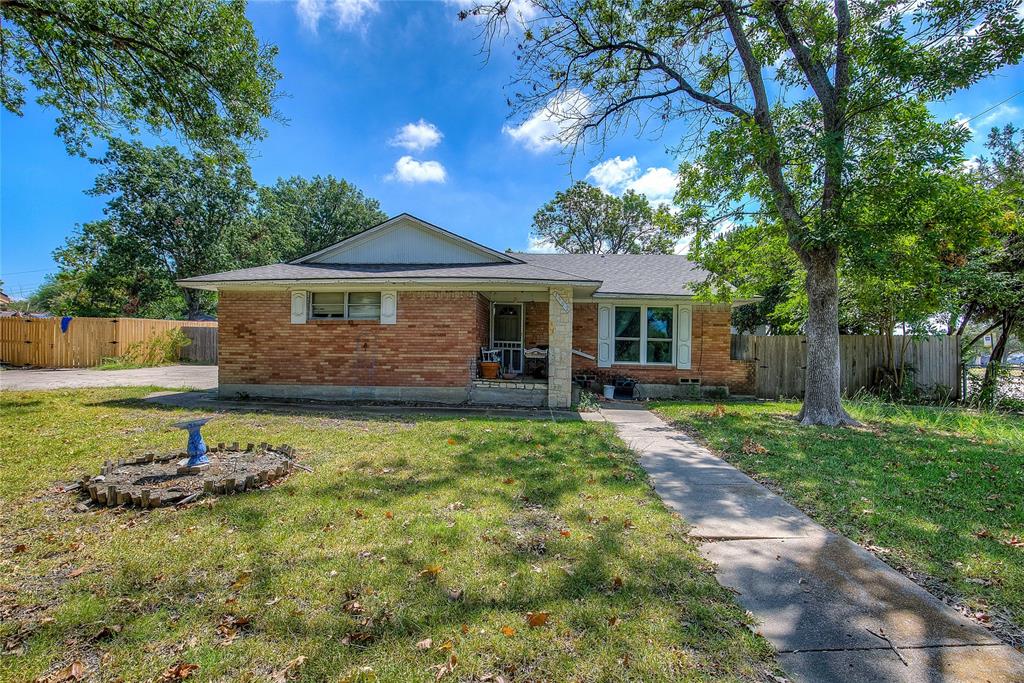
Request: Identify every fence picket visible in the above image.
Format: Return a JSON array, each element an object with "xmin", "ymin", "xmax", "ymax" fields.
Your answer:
[
  {"xmin": 0, "ymin": 317, "xmax": 217, "ymax": 368},
  {"xmin": 735, "ymin": 334, "xmax": 961, "ymax": 400}
]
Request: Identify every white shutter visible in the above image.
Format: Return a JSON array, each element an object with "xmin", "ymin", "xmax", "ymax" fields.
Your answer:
[
  {"xmin": 597, "ymin": 304, "xmax": 613, "ymax": 368},
  {"xmin": 290, "ymin": 291, "xmax": 307, "ymax": 324},
  {"xmin": 676, "ymin": 304, "xmax": 692, "ymax": 369},
  {"xmin": 380, "ymin": 290, "xmax": 397, "ymax": 324}
]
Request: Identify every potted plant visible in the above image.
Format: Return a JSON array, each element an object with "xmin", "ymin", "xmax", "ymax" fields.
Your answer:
[{"xmin": 480, "ymin": 361, "xmax": 500, "ymax": 379}]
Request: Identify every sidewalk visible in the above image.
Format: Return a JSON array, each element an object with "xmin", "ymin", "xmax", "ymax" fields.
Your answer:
[{"xmin": 596, "ymin": 403, "xmax": 1024, "ymax": 683}]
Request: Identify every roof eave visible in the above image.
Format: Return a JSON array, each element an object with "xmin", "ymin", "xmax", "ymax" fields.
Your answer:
[{"xmin": 176, "ymin": 276, "xmax": 602, "ymax": 292}]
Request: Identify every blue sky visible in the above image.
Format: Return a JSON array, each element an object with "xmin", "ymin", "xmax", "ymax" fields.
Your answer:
[{"xmin": 2, "ymin": 0, "xmax": 1022, "ymax": 299}]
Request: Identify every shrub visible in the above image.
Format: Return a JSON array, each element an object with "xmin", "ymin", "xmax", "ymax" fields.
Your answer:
[{"xmin": 99, "ymin": 328, "xmax": 191, "ymax": 369}]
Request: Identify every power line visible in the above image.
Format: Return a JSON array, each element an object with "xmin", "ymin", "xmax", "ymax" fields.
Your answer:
[
  {"xmin": 963, "ymin": 87, "xmax": 1024, "ymax": 124},
  {"xmin": 0, "ymin": 266, "xmax": 56, "ymax": 276}
]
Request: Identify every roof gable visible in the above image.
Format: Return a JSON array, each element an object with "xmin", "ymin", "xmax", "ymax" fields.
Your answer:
[{"xmin": 292, "ymin": 214, "xmax": 523, "ymax": 265}]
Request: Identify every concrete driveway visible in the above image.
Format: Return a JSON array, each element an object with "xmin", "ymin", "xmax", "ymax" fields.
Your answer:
[{"xmin": 0, "ymin": 364, "xmax": 217, "ymax": 391}]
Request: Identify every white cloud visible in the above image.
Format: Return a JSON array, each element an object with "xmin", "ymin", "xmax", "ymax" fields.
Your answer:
[
  {"xmin": 296, "ymin": 0, "xmax": 378, "ymax": 33},
  {"xmin": 587, "ymin": 156, "xmax": 638, "ymax": 192},
  {"xmin": 527, "ymin": 236, "xmax": 558, "ymax": 253},
  {"xmin": 954, "ymin": 112, "xmax": 973, "ymax": 132},
  {"xmin": 586, "ymin": 155, "xmax": 679, "ymax": 205},
  {"xmin": 503, "ymin": 90, "xmax": 591, "ymax": 153},
  {"xmin": 627, "ymin": 167, "xmax": 678, "ymax": 205},
  {"xmin": 975, "ymin": 103, "xmax": 1021, "ymax": 128},
  {"xmin": 388, "ymin": 156, "xmax": 447, "ymax": 183},
  {"xmin": 389, "ymin": 119, "xmax": 443, "ymax": 152}
]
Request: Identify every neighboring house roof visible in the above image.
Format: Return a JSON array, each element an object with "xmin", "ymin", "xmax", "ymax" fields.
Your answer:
[
  {"xmin": 0, "ymin": 291, "xmax": 11, "ymax": 304},
  {"xmin": 512, "ymin": 253, "xmax": 710, "ymax": 297},
  {"xmin": 177, "ymin": 213, "xmax": 713, "ymax": 298}
]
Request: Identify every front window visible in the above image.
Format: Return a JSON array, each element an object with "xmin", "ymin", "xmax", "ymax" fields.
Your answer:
[
  {"xmin": 613, "ymin": 305, "xmax": 674, "ymax": 364},
  {"xmin": 309, "ymin": 292, "xmax": 381, "ymax": 320},
  {"xmin": 614, "ymin": 307, "xmax": 641, "ymax": 363}
]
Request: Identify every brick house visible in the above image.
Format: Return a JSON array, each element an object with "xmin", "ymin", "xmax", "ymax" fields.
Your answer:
[{"xmin": 178, "ymin": 214, "xmax": 753, "ymax": 407}]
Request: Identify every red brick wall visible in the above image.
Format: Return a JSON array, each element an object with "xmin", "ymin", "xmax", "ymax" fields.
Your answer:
[
  {"xmin": 571, "ymin": 303, "xmax": 754, "ymax": 394},
  {"xmin": 523, "ymin": 301, "xmax": 548, "ymax": 348},
  {"xmin": 219, "ymin": 290, "xmax": 490, "ymax": 387}
]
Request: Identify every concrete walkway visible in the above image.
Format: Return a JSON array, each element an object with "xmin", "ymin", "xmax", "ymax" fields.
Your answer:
[
  {"xmin": 0, "ymin": 365, "xmax": 217, "ymax": 391},
  {"xmin": 597, "ymin": 403, "xmax": 1024, "ymax": 683}
]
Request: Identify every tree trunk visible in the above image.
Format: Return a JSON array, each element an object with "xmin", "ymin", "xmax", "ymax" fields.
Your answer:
[
  {"xmin": 979, "ymin": 314, "xmax": 1015, "ymax": 403},
  {"xmin": 183, "ymin": 289, "xmax": 204, "ymax": 321},
  {"xmin": 797, "ymin": 247, "xmax": 858, "ymax": 426}
]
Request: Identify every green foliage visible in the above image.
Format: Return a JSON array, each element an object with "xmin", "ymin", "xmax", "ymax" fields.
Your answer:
[
  {"xmin": 46, "ymin": 140, "xmax": 256, "ymax": 319},
  {"xmin": 575, "ymin": 389, "xmax": 600, "ymax": 412},
  {"xmin": 252, "ymin": 175, "xmax": 388, "ymax": 262},
  {"xmin": 98, "ymin": 328, "xmax": 191, "ymax": 370},
  {"xmin": 0, "ymin": 0, "xmax": 280, "ymax": 154},
  {"xmin": 532, "ymin": 181, "xmax": 681, "ymax": 254}
]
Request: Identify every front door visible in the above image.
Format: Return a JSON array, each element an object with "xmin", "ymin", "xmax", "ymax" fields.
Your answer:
[{"xmin": 491, "ymin": 303, "xmax": 524, "ymax": 375}]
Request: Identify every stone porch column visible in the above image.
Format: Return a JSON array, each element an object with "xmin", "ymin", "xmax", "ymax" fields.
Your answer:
[{"xmin": 547, "ymin": 285, "xmax": 574, "ymax": 408}]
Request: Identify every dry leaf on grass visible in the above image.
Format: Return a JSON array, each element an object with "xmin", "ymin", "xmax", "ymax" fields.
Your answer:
[
  {"xmin": 156, "ymin": 662, "xmax": 199, "ymax": 682},
  {"xmin": 385, "ymin": 511, "xmax": 394, "ymax": 519},
  {"xmin": 418, "ymin": 564, "xmax": 442, "ymax": 581},
  {"xmin": 525, "ymin": 611, "xmax": 549, "ymax": 627},
  {"xmin": 67, "ymin": 566, "xmax": 87, "ymax": 578},
  {"xmin": 611, "ymin": 576, "xmax": 624, "ymax": 590},
  {"xmin": 35, "ymin": 660, "xmax": 85, "ymax": 682},
  {"xmin": 270, "ymin": 655, "xmax": 307, "ymax": 682},
  {"xmin": 500, "ymin": 625, "xmax": 516, "ymax": 637},
  {"xmin": 432, "ymin": 654, "xmax": 457, "ymax": 681},
  {"xmin": 502, "ymin": 477, "xmax": 515, "ymax": 485},
  {"xmin": 13, "ymin": 544, "xmax": 27, "ymax": 554},
  {"xmin": 229, "ymin": 571, "xmax": 252, "ymax": 590},
  {"xmin": 741, "ymin": 437, "xmax": 768, "ymax": 455},
  {"xmin": 559, "ymin": 529, "xmax": 571, "ymax": 538},
  {"xmin": 415, "ymin": 638, "xmax": 433, "ymax": 650}
]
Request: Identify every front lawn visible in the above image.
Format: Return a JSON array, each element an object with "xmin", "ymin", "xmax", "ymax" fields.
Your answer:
[
  {"xmin": 0, "ymin": 388, "xmax": 775, "ymax": 682},
  {"xmin": 651, "ymin": 399, "xmax": 1024, "ymax": 641}
]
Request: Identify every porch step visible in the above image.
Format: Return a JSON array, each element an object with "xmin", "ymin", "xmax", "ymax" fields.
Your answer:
[{"xmin": 469, "ymin": 379, "xmax": 548, "ymax": 407}]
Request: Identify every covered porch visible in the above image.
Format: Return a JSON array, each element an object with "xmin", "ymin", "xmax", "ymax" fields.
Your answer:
[{"xmin": 473, "ymin": 286, "xmax": 576, "ymax": 408}]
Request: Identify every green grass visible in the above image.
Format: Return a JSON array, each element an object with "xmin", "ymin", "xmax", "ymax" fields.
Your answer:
[
  {"xmin": 651, "ymin": 399, "xmax": 1024, "ymax": 631},
  {"xmin": 0, "ymin": 389, "xmax": 776, "ymax": 682}
]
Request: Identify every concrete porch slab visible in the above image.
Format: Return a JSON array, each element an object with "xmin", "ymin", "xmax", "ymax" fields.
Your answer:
[{"xmin": 703, "ymin": 534, "xmax": 1003, "ymax": 652}]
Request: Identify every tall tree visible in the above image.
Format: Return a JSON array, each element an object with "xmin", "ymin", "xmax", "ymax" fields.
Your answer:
[
  {"xmin": 465, "ymin": 0, "xmax": 1024, "ymax": 425},
  {"xmin": 532, "ymin": 181, "xmax": 680, "ymax": 253},
  {"xmin": 50, "ymin": 140, "xmax": 257, "ymax": 319},
  {"xmin": 253, "ymin": 175, "xmax": 388, "ymax": 262},
  {"xmin": 0, "ymin": 0, "xmax": 279, "ymax": 153},
  {"xmin": 946, "ymin": 125, "xmax": 1024, "ymax": 402}
]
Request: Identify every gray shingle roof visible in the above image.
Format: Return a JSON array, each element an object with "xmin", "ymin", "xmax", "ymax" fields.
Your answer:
[
  {"xmin": 178, "ymin": 253, "xmax": 710, "ymax": 297},
  {"xmin": 177, "ymin": 261, "xmax": 601, "ymax": 286},
  {"xmin": 512, "ymin": 253, "xmax": 709, "ymax": 296}
]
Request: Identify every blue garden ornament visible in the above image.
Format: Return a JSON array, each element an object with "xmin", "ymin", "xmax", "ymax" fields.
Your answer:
[{"xmin": 172, "ymin": 417, "xmax": 213, "ymax": 467}]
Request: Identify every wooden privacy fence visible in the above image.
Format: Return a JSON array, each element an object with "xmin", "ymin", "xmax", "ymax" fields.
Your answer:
[
  {"xmin": 0, "ymin": 317, "xmax": 217, "ymax": 368},
  {"xmin": 732, "ymin": 334, "xmax": 961, "ymax": 400}
]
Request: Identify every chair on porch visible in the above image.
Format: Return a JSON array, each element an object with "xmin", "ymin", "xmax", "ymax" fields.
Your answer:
[{"xmin": 480, "ymin": 347, "xmax": 502, "ymax": 364}]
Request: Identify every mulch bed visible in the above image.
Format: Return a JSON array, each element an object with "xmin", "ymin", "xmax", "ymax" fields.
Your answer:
[{"xmin": 75, "ymin": 442, "xmax": 300, "ymax": 508}]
